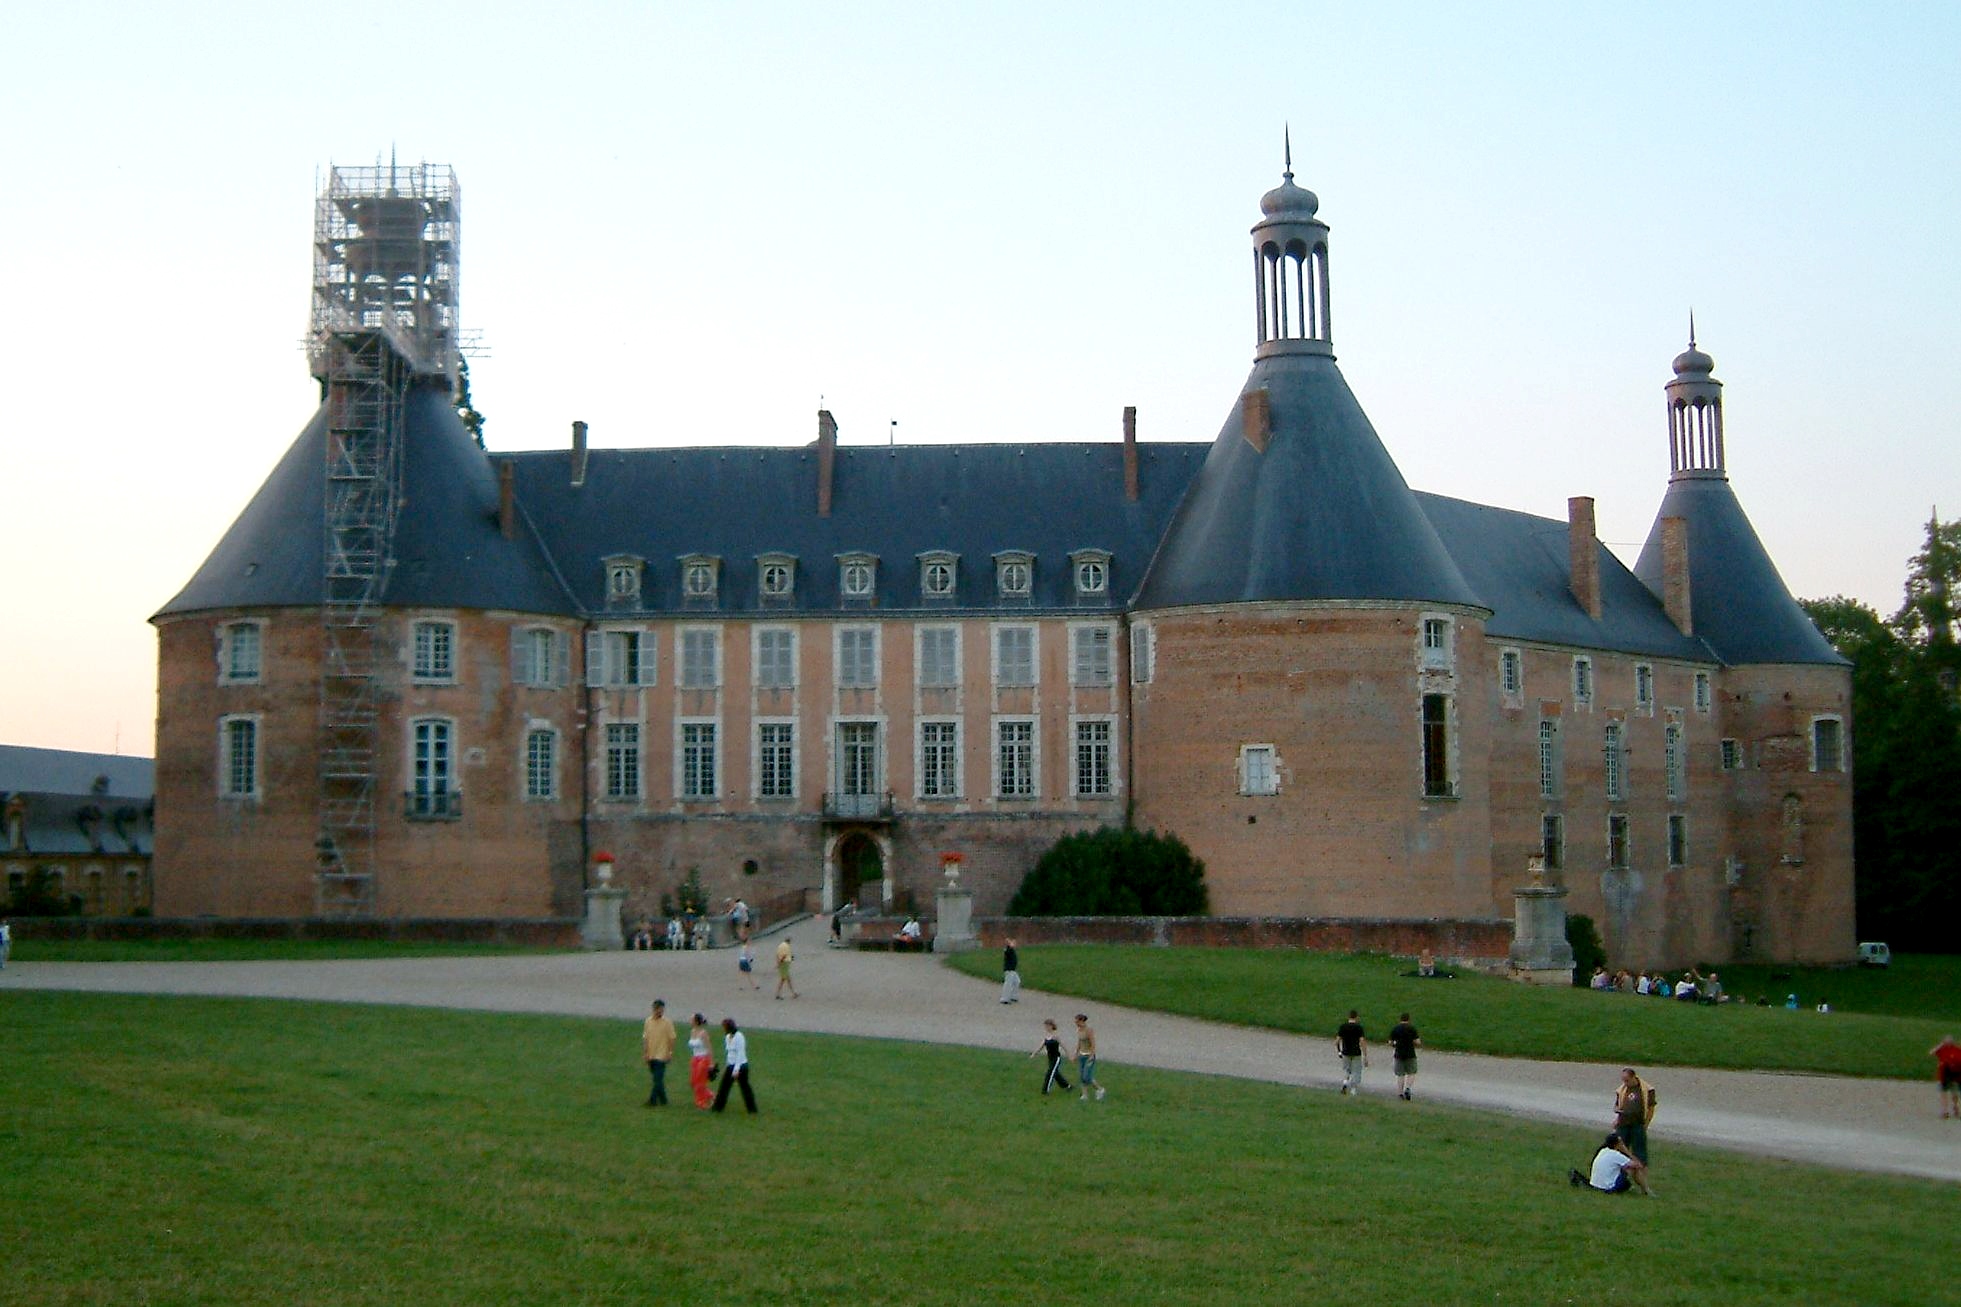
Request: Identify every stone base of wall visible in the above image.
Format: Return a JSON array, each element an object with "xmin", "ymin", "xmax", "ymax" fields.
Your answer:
[
  {"xmin": 12, "ymin": 916, "xmax": 580, "ymax": 947},
  {"xmin": 840, "ymin": 913, "xmax": 1512, "ymax": 962}
]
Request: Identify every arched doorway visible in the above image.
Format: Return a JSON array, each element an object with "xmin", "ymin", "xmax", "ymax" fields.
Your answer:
[{"xmin": 834, "ymin": 831, "xmax": 884, "ymax": 911}]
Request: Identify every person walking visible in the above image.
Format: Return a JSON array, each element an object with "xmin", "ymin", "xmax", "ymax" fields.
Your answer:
[
  {"xmin": 1931, "ymin": 1036, "xmax": 1961, "ymax": 1119},
  {"xmin": 1388, "ymin": 1012, "xmax": 1421, "ymax": 1101},
  {"xmin": 999, "ymin": 937, "xmax": 1021, "ymax": 1004},
  {"xmin": 0, "ymin": 917, "xmax": 11, "ymax": 969},
  {"xmin": 729, "ymin": 896, "xmax": 751, "ymax": 942},
  {"xmin": 711, "ymin": 1017, "xmax": 758, "ymax": 1114},
  {"xmin": 687, "ymin": 1013, "xmax": 716, "ymax": 1109},
  {"xmin": 640, "ymin": 999, "xmax": 676, "ymax": 1107},
  {"xmin": 737, "ymin": 941, "xmax": 761, "ymax": 990},
  {"xmin": 1613, "ymin": 1067, "xmax": 1653, "ymax": 1164},
  {"xmin": 1032, "ymin": 1019, "xmax": 1071, "ymax": 1095},
  {"xmin": 774, "ymin": 937, "xmax": 799, "ymax": 1000},
  {"xmin": 1073, "ymin": 1013, "xmax": 1106, "ymax": 1101},
  {"xmin": 1335, "ymin": 1010, "xmax": 1368, "ymax": 1095}
]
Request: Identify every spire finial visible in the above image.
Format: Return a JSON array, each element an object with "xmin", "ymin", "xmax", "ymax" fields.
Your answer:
[
  {"xmin": 1688, "ymin": 309, "xmax": 1697, "ymax": 350},
  {"xmin": 1283, "ymin": 125, "xmax": 1293, "ymax": 182}
]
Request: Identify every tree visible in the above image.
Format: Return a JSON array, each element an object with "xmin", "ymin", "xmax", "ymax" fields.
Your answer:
[
  {"xmin": 1802, "ymin": 512, "xmax": 1961, "ymax": 951},
  {"xmin": 1008, "ymin": 826, "xmax": 1209, "ymax": 917},
  {"xmin": 454, "ymin": 356, "xmax": 486, "ymax": 449}
]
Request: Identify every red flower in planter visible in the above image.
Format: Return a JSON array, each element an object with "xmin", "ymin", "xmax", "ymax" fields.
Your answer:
[{"xmin": 593, "ymin": 851, "xmax": 616, "ymax": 864}]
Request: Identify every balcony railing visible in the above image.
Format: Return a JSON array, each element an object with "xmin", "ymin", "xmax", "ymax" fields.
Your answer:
[
  {"xmin": 822, "ymin": 790, "xmax": 894, "ymax": 822},
  {"xmin": 404, "ymin": 790, "xmax": 463, "ymax": 821}
]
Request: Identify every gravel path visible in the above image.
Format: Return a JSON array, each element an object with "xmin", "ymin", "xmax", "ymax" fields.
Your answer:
[{"xmin": 7, "ymin": 918, "xmax": 1955, "ymax": 1183}]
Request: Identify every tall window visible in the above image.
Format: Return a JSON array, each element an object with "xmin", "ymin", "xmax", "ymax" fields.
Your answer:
[
  {"xmin": 1573, "ymin": 656, "xmax": 1593, "ymax": 707},
  {"xmin": 413, "ymin": 621, "xmax": 456, "ymax": 681},
  {"xmin": 1075, "ymin": 720, "xmax": 1113, "ymax": 797},
  {"xmin": 220, "ymin": 716, "xmax": 259, "ymax": 798},
  {"xmin": 1635, "ymin": 664, "xmax": 1655, "ymax": 712},
  {"xmin": 1720, "ymin": 738, "xmax": 1742, "ymax": 771},
  {"xmin": 589, "ymin": 629, "xmax": 655, "ymax": 687},
  {"xmin": 1540, "ymin": 813, "xmax": 1564, "ymax": 871},
  {"xmin": 1239, "ymin": 745, "xmax": 1279, "ymax": 796},
  {"xmin": 1694, "ymin": 671, "xmax": 1712, "ymax": 713},
  {"xmin": 682, "ymin": 723, "xmax": 717, "ymax": 798},
  {"xmin": 918, "ymin": 627, "xmax": 959, "ymax": 688},
  {"xmin": 1607, "ymin": 813, "xmax": 1630, "ymax": 870},
  {"xmin": 514, "ymin": 627, "xmax": 562, "ymax": 687},
  {"xmin": 758, "ymin": 723, "xmax": 794, "ymax": 799},
  {"xmin": 605, "ymin": 723, "xmax": 640, "ymax": 800},
  {"xmin": 1421, "ymin": 694, "xmax": 1453, "ymax": 797},
  {"xmin": 1537, "ymin": 719, "xmax": 1560, "ymax": 799},
  {"xmin": 1812, "ymin": 717, "xmax": 1844, "ymax": 772},
  {"xmin": 1130, "ymin": 623, "xmax": 1154, "ymax": 684},
  {"xmin": 756, "ymin": 628, "xmax": 796, "ymax": 689},
  {"xmin": 524, "ymin": 729, "xmax": 557, "ymax": 800},
  {"xmin": 920, "ymin": 721, "xmax": 959, "ymax": 798},
  {"xmin": 1500, "ymin": 649, "xmax": 1522, "ymax": 699},
  {"xmin": 1603, "ymin": 722, "xmax": 1625, "ymax": 800},
  {"xmin": 997, "ymin": 720, "xmax": 1034, "ymax": 798},
  {"xmin": 837, "ymin": 627, "xmax": 879, "ymax": 688},
  {"xmin": 410, "ymin": 719, "xmax": 454, "ymax": 816},
  {"xmin": 1421, "ymin": 617, "xmax": 1451, "ymax": 668},
  {"xmin": 222, "ymin": 622, "xmax": 262, "ymax": 683},
  {"xmin": 995, "ymin": 626, "xmax": 1036, "ymax": 687},
  {"xmin": 1071, "ymin": 626, "xmax": 1113, "ymax": 687},
  {"xmin": 1664, "ymin": 723, "xmax": 1683, "ymax": 801},
  {"xmin": 681, "ymin": 629, "xmax": 720, "ymax": 689},
  {"xmin": 1667, "ymin": 814, "xmax": 1688, "ymax": 867}
]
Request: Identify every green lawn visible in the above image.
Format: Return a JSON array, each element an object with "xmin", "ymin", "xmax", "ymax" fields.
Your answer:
[
  {"xmin": 7, "ymin": 937, "xmax": 574, "ymax": 963},
  {"xmin": 949, "ymin": 946, "xmax": 1957, "ymax": 1080},
  {"xmin": 1, "ymin": 992, "xmax": 1953, "ymax": 1306},
  {"xmin": 1700, "ymin": 953, "xmax": 1959, "ymax": 1020}
]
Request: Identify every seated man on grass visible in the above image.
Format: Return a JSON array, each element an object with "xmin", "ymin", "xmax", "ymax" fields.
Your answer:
[{"xmin": 1572, "ymin": 1133, "xmax": 1652, "ymax": 1196}]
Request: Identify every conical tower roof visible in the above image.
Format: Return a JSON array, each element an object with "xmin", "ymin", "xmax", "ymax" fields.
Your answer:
[{"xmin": 156, "ymin": 384, "xmax": 573, "ymax": 619}]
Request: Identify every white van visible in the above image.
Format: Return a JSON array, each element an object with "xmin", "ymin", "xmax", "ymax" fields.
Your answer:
[{"xmin": 1856, "ymin": 941, "xmax": 1891, "ymax": 968}]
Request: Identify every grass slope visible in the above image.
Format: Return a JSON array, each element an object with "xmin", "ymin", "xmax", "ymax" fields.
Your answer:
[
  {"xmin": 948, "ymin": 947, "xmax": 1957, "ymax": 1080},
  {"xmin": 2, "ymin": 991, "xmax": 1956, "ymax": 1306}
]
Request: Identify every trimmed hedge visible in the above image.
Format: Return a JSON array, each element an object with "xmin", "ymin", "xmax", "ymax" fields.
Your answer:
[{"xmin": 1008, "ymin": 827, "xmax": 1208, "ymax": 917}]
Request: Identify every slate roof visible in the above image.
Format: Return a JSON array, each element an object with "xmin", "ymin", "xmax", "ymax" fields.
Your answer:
[
  {"xmin": 0, "ymin": 746, "xmax": 154, "ymax": 799},
  {"xmin": 0, "ymin": 745, "xmax": 154, "ymax": 857},
  {"xmin": 1134, "ymin": 351, "xmax": 1483, "ymax": 611},
  {"xmin": 1634, "ymin": 477, "xmax": 1844, "ymax": 667},
  {"xmin": 505, "ymin": 442, "xmax": 1209, "ymax": 614},
  {"xmin": 155, "ymin": 384, "xmax": 574, "ymax": 619}
]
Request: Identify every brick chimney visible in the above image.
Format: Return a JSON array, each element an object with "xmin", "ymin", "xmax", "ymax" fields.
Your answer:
[
  {"xmin": 570, "ymin": 420, "xmax": 589, "ymax": 487},
  {"xmin": 1241, "ymin": 388, "xmax": 1272, "ymax": 453},
  {"xmin": 1568, "ymin": 496, "xmax": 1602, "ymax": 620},
  {"xmin": 1661, "ymin": 515, "xmax": 1693, "ymax": 634},
  {"xmin": 498, "ymin": 461, "xmax": 517, "ymax": 540},
  {"xmin": 1122, "ymin": 406, "xmax": 1139, "ymax": 501},
  {"xmin": 816, "ymin": 409, "xmax": 838, "ymax": 517}
]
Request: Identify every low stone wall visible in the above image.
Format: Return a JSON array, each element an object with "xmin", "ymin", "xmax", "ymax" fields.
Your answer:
[
  {"xmin": 840, "ymin": 913, "xmax": 1511, "ymax": 963},
  {"xmin": 11, "ymin": 916, "xmax": 581, "ymax": 947}
]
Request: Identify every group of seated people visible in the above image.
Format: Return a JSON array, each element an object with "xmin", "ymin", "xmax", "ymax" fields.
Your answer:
[
  {"xmin": 1588, "ymin": 965, "xmax": 1730, "ymax": 1003},
  {"xmin": 627, "ymin": 916, "xmax": 710, "ymax": 951}
]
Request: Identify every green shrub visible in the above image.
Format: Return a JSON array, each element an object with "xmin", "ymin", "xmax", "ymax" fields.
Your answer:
[
  {"xmin": 1008, "ymin": 826, "xmax": 1208, "ymax": 916},
  {"xmin": 1566, "ymin": 913, "xmax": 1607, "ymax": 985},
  {"xmin": 3, "ymin": 869, "xmax": 80, "ymax": 917}
]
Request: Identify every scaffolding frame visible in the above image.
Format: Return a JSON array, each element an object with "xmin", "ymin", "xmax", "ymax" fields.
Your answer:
[{"xmin": 307, "ymin": 161, "xmax": 461, "ymax": 916}]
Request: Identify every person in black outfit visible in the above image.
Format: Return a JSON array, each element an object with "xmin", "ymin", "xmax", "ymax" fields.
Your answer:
[
  {"xmin": 1000, "ymin": 937, "xmax": 1021, "ymax": 1003},
  {"xmin": 711, "ymin": 1017, "xmax": 758, "ymax": 1114},
  {"xmin": 1032, "ymin": 1019, "xmax": 1071, "ymax": 1094},
  {"xmin": 1388, "ymin": 1012, "xmax": 1421, "ymax": 1101},
  {"xmin": 1335, "ymin": 1010, "xmax": 1368, "ymax": 1095}
]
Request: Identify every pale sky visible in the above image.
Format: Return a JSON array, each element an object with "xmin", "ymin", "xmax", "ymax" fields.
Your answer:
[{"xmin": 2, "ymin": 2, "xmax": 1955, "ymax": 756}]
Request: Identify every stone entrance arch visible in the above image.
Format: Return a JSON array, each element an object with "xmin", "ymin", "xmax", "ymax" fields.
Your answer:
[{"xmin": 825, "ymin": 829, "xmax": 891, "ymax": 913}]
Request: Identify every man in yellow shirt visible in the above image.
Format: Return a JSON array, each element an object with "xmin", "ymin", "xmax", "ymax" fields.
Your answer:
[
  {"xmin": 641, "ymin": 999, "xmax": 676, "ymax": 1106},
  {"xmin": 775, "ymin": 938, "xmax": 799, "ymax": 1000}
]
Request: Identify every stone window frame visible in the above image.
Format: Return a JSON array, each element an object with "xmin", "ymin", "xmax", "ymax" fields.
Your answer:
[
  {"xmin": 756, "ymin": 553, "xmax": 797, "ymax": 605},
  {"xmin": 837, "ymin": 552, "xmax": 878, "ymax": 603},
  {"xmin": 1070, "ymin": 622, "xmax": 1115, "ymax": 688},
  {"xmin": 1419, "ymin": 614, "xmax": 1454, "ymax": 671},
  {"xmin": 406, "ymin": 715, "xmax": 460, "ymax": 819},
  {"xmin": 992, "ymin": 623, "xmax": 1038, "ymax": 689},
  {"xmin": 1693, "ymin": 670, "xmax": 1713, "ymax": 714},
  {"xmin": 1129, "ymin": 621, "xmax": 1155, "ymax": 685},
  {"xmin": 512, "ymin": 625, "xmax": 569, "ymax": 688},
  {"xmin": 1606, "ymin": 811, "xmax": 1631, "ymax": 871},
  {"xmin": 218, "ymin": 713, "xmax": 262, "ymax": 800},
  {"xmin": 918, "ymin": 550, "xmax": 959, "ymax": 602},
  {"xmin": 916, "ymin": 624, "xmax": 961, "ymax": 690},
  {"xmin": 1603, "ymin": 720, "xmax": 1627, "ymax": 801},
  {"xmin": 1238, "ymin": 743, "xmax": 1280, "ymax": 797},
  {"xmin": 917, "ymin": 717, "xmax": 961, "ymax": 800},
  {"xmin": 994, "ymin": 550, "xmax": 1035, "ymax": 602},
  {"xmin": 678, "ymin": 719, "xmax": 720, "ymax": 800},
  {"xmin": 753, "ymin": 626, "xmax": 798, "ymax": 690},
  {"xmin": 993, "ymin": 716, "xmax": 1038, "ymax": 800},
  {"xmin": 522, "ymin": 724, "xmax": 558, "ymax": 802},
  {"xmin": 1720, "ymin": 737, "xmax": 1742, "ymax": 771},
  {"xmin": 1664, "ymin": 722, "xmax": 1684, "ymax": 802},
  {"xmin": 410, "ymin": 618, "xmax": 458, "ymax": 684},
  {"xmin": 835, "ymin": 624, "xmax": 880, "ymax": 690},
  {"xmin": 1572, "ymin": 655, "xmax": 1594, "ymax": 709},
  {"xmin": 1072, "ymin": 714, "xmax": 1117, "ymax": 798},
  {"xmin": 1667, "ymin": 813, "xmax": 1689, "ymax": 868},
  {"xmin": 1634, "ymin": 663, "xmax": 1655, "ymax": 716},
  {"xmin": 587, "ymin": 627, "xmax": 658, "ymax": 688},
  {"xmin": 1499, "ymin": 647, "xmax": 1523, "ymax": 705},
  {"xmin": 218, "ymin": 618, "xmax": 266, "ymax": 685},
  {"xmin": 755, "ymin": 719, "xmax": 796, "ymax": 801},
  {"xmin": 1537, "ymin": 718, "xmax": 1561, "ymax": 799},
  {"xmin": 603, "ymin": 555, "xmax": 646, "ymax": 608},
  {"xmin": 1420, "ymin": 692, "xmax": 1457, "ymax": 799},
  {"xmin": 679, "ymin": 626, "xmax": 722, "ymax": 690},
  {"xmin": 679, "ymin": 554, "xmax": 721, "ymax": 608},
  {"xmin": 1070, "ymin": 548, "xmax": 1112, "ymax": 601},
  {"xmin": 603, "ymin": 721, "xmax": 642, "ymax": 801},
  {"xmin": 1540, "ymin": 812, "xmax": 1565, "ymax": 871},
  {"xmin": 1810, "ymin": 715, "xmax": 1846, "ymax": 772}
]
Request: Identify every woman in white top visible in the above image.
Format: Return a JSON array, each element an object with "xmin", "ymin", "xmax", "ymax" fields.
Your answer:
[
  {"xmin": 711, "ymin": 1017, "xmax": 757, "ymax": 1114},
  {"xmin": 687, "ymin": 1013, "xmax": 715, "ymax": 1109}
]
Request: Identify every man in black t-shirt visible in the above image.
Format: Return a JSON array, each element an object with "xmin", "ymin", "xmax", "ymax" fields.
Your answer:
[
  {"xmin": 1000, "ymin": 938, "xmax": 1021, "ymax": 1004},
  {"xmin": 1334, "ymin": 1010, "xmax": 1368, "ymax": 1095},
  {"xmin": 1388, "ymin": 1013, "xmax": 1421, "ymax": 1101}
]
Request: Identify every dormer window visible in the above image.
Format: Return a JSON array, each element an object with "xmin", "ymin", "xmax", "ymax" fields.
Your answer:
[
  {"xmin": 757, "ymin": 553, "xmax": 796, "ymax": 604},
  {"xmin": 839, "ymin": 553, "xmax": 877, "ymax": 602},
  {"xmin": 1070, "ymin": 549, "xmax": 1112, "ymax": 600},
  {"xmin": 996, "ymin": 552, "xmax": 1034, "ymax": 601},
  {"xmin": 919, "ymin": 551, "xmax": 958, "ymax": 601},
  {"xmin": 603, "ymin": 555, "xmax": 645, "ymax": 607},
  {"xmin": 680, "ymin": 555, "xmax": 720, "ymax": 607}
]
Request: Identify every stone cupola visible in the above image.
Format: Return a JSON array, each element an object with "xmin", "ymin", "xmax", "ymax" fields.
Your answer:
[{"xmin": 1253, "ymin": 130, "xmax": 1332, "ymax": 358}]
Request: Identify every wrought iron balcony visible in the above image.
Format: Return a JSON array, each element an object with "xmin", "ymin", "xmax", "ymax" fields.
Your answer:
[
  {"xmin": 822, "ymin": 790, "xmax": 894, "ymax": 822},
  {"xmin": 404, "ymin": 790, "xmax": 463, "ymax": 821}
]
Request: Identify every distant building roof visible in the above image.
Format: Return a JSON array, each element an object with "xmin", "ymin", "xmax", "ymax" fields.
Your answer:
[{"xmin": 0, "ymin": 745, "xmax": 153, "ymax": 799}]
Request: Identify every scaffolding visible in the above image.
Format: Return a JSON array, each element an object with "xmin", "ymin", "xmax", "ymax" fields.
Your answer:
[{"xmin": 307, "ymin": 161, "xmax": 461, "ymax": 915}]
